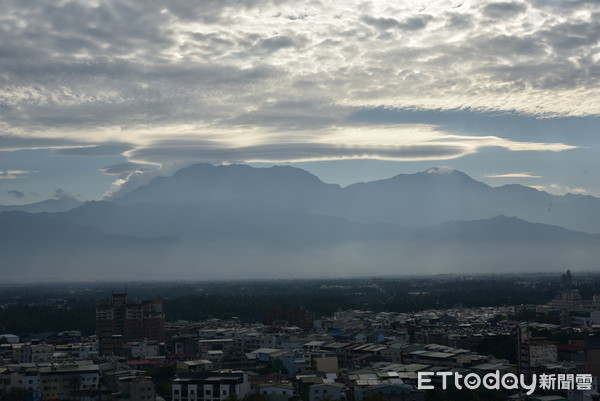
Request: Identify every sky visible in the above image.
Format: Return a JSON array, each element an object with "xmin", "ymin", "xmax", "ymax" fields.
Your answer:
[{"xmin": 0, "ymin": 0, "xmax": 599, "ymax": 204}]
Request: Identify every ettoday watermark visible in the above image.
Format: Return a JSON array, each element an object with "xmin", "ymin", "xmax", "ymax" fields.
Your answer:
[{"xmin": 417, "ymin": 371, "xmax": 594, "ymax": 395}]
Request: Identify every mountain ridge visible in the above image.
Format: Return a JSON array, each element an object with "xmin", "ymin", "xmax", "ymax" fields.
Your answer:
[{"xmin": 112, "ymin": 163, "xmax": 600, "ymax": 233}]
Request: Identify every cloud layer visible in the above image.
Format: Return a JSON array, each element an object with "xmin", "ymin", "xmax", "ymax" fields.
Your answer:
[{"xmin": 1, "ymin": 0, "xmax": 596, "ymax": 171}]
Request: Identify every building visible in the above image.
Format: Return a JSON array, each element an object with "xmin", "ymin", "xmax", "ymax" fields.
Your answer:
[
  {"xmin": 96, "ymin": 293, "xmax": 165, "ymax": 356},
  {"xmin": 116, "ymin": 375, "xmax": 156, "ymax": 401},
  {"xmin": 172, "ymin": 371, "xmax": 251, "ymax": 401},
  {"xmin": 123, "ymin": 339, "xmax": 161, "ymax": 359},
  {"xmin": 0, "ymin": 334, "xmax": 20, "ymax": 344},
  {"xmin": 309, "ymin": 383, "xmax": 345, "ymax": 401},
  {"xmin": 516, "ymin": 324, "xmax": 558, "ymax": 377},
  {"xmin": 571, "ymin": 310, "xmax": 600, "ymax": 330},
  {"xmin": 177, "ymin": 360, "xmax": 215, "ymax": 373},
  {"xmin": 257, "ymin": 383, "xmax": 296, "ymax": 401},
  {"xmin": 31, "ymin": 344, "xmax": 54, "ymax": 363},
  {"xmin": 39, "ymin": 361, "xmax": 101, "ymax": 401}
]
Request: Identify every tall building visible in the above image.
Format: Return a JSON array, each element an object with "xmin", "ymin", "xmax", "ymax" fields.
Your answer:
[
  {"xmin": 96, "ymin": 293, "xmax": 165, "ymax": 356},
  {"xmin": 516, "ymin": 323, "xmax": 558, "ymax": 378}
]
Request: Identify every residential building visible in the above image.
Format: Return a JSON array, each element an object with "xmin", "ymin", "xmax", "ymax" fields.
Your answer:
[
  {"xmin": 116, "ymin": 375, "xmax": 156, "ymax": 401},
  {"xmin": 38, "ymin": 361, "xmax": 100, "ymax": 401},
  {"xmin": 96, "ymin": 293, "xmax": 165, "ymax": 356},
  {"xmin": 172, "ymin": 370, "xmax": 251, "ymax": 401},
  {"xmin": 309, "ymin": 382, "xmax": 345, "ymax": 401}
]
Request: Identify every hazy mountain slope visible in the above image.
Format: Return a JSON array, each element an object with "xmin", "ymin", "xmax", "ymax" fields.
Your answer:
[
  {"xmin": 0, "ymin": 197, "xmax": 81, "ymax": 213},
  {"xmin": 39, "ymin": 200, "xmax": 600, "ymax": 277},
  {"xmin": 0, "ymin": 211, "xmax": 181, "ymax": 281},
  {"xmin": 47, "ymin": 200, "xmax": 413, "ymax": 249},
  {"xmin": 2, "ymin": 206, "xmax": 600, "ymax": 279}
]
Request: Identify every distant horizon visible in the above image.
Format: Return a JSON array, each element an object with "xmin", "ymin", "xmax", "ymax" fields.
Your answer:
[{"xmin": 1, "ymin": 269, "xmax": 599, "ymax": 285}]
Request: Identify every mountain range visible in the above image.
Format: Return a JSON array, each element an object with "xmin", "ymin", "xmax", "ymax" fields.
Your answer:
[
  {"xmin": 115, "ymin": 164, "xmax": 600, "ymax": 233},
  {"xmin": 1, "ymin": 164, "xmax": 599, "ymax": 280}
]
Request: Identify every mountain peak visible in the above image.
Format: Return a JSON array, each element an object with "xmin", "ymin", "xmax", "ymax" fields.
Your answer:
[{"xmin": 114, "ymin": 163, "xmax": 338, "ymax": 206}]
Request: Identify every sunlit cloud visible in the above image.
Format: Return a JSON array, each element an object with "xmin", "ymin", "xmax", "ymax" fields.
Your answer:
[
  {"xmin": 527, "ymin": 185, "xmax": 546, "ymax": 191},
  {"xmin": 119, "ymin": 125, "xmax": 577, "ymax": 166},
  {"xmin": 485, "ymin": 172, "xmax": 542, "ymax": 178},
  {"xmin": 536, "ymin": 183, "xmax": 590, "ymax": 195},
  {"xmin": 0, "ymin": 170, "xmax": 35, "ymax": 180},
  {"xmin": 570, "ymin": 187, "xmax": 590, "ymax": 194}
]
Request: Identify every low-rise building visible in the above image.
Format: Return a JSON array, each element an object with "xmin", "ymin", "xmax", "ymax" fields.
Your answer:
[
  {"xmin": 309, "ymin": 382, "xmax": 345, "ymax": 401},
  {"xmin": 172, "ymin": 370, "xmax": 251, "ymax": 401},
  {"xmin": 116, "ymin": 375, "xmax": 156, "ymax": 401},
  {"xmin": 257, "ymin": 383, "xmax": 296, "ymax": 401}
]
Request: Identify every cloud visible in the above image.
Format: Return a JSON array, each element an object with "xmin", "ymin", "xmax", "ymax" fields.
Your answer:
[
  {"xmin": 99, "ymin": 162, "xmax": 157, "ymax": 176},
  {"xmin": 0, "ymin": 0, "xmax": 597, "ymax": 176},
  {"xmin": 102, "ymin": 168, "xmax": 172, "ymax": 200},
  {"xmin": 426, "ymin": 166, "xmax": 456, "ymax": 174},
  {"xmin": 127, "ymin": 142, "xmax": 467, "ymax": 164},
  {"xmin": 53, "ymin": 188, "xmax": 76, "ymax": 200},
  {"xmin": 569, "ymin": 187, "xmax": 589, "ymax": 194},
  {"xmin": 482, "ymin": 2, "xmax": 528, "ymax": 19},
  {"xmin": 116, "ymin": 125, "xmax": 576, "ymax": 166},
  {"xmin": 528, "ymin": 185, "xmax": 546, "ymax": 191},
  {"xmin": 0, "ymin": 170, "xmax": 34, "ymax": 179},
  {"xmin": 348, "ymin": 107, "xmax": 600, "ymax": 145},
  {"xmin": 0, "ymin": 0, "xmax": 597, "ymax": 133},
  {"xmin": 485, "ymin": 172, "xmax": 542, "ymax": 178},
  {"xmin": 53, "ymin": 143, "xmax": 133, "ymax": 157},
  {"xmin": 397, "ymin": 15, "xmax": 435, "ymax": 31},
  {"xmin": 0, "ymin": 135, "xmax": 88, "ymax": 151},
  {"xmin": 535, "ymin": 183, "xmax": 590, "ymax": 195},
  {"xmin": 361, "ymin": 15, "xmax": 434, "ymax": 31},
  {"xmin": 445, "ymin": 13, "xmax": 474, "ymax": 30},
  {"xmin": 7, "ymin": 189, "xmax": 25, "ymax": 199},
  {"xmin": 361, "ymin": 15, "xmax": 403, "ymax": 30},
  {"xmin": 259, "ymin": 36, "xmax": 299, "ymax": 52}
]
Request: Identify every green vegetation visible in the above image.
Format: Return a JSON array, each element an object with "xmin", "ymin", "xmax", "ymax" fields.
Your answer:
[{"xmin": 0, "ymin": 274, "xmax": 598, "ymax": 337}]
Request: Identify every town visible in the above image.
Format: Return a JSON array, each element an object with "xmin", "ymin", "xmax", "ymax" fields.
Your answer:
[{"xmin": 1, "ymin": 271, "xmax": 599, "ymax": 401}]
